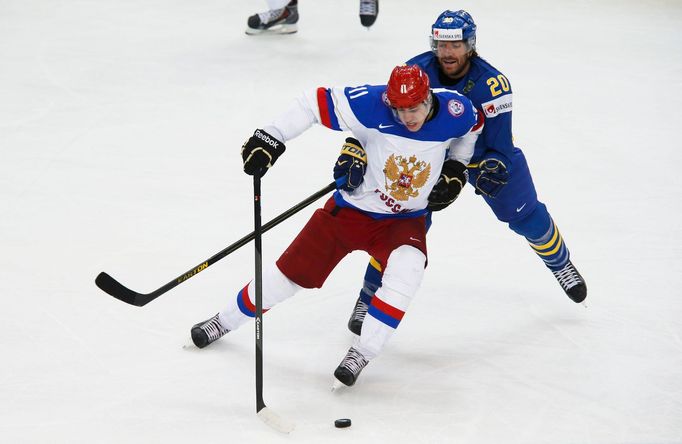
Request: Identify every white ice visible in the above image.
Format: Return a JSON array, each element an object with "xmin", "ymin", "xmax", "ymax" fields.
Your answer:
[{"xmin": 1, "ymin": 0, "xmax": 681, "ymax": 443}]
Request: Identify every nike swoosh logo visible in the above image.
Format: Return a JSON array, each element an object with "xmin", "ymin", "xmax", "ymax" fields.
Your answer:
[
  {"xmin": 409, "ymin": 237, "xmax": 422, "ymax": 242},
  {"xmin": 337, "ymin": 160, "xmax": 348, "ymax": 166},
  {"xmin": 378, "ymin": 123, "xmax": 394, "ymax": 129},
  {"xmin": 516, "ymin": 203, "xmax": 527, "ymax": 212}
]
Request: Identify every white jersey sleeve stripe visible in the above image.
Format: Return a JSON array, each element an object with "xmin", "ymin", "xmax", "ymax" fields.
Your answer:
[{"xmin": 315, "ymin": 87, "xmax": 343, "ymax": 131}]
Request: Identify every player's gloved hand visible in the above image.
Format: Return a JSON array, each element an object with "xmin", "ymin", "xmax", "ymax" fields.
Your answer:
[
  {"xmin": 474, "ymin": 156, "xmax": 509, "ymax": 198},
  {"xmin": 333, "ymin": 137, "xmax": 367, "ymax": 191},
  {"xmin": 241, "ymin": 128, "xmax": 286, "ymax": 176},
  {"xmin": 427, "ymin": 159, "xmax": 468, "ymax": 212}
]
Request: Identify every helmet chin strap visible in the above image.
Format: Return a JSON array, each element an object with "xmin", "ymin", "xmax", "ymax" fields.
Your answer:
[
  {"xmin": 424, "ymin": 93, "xmax": 436, "ymax": 121},
  {"xmin": 424, "ymin": 93, "xmax": 434, "ymax": 120}
]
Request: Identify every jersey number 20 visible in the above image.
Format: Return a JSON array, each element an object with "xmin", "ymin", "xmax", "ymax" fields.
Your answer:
[{"xmin": 487, "ymin": 75, "xmax": 510, "ymax": 97}]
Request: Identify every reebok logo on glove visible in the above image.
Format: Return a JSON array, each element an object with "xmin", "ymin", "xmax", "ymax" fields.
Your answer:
[{"xmin": 254, "ymin": 129, "xmax": 282, "ymax": 149}]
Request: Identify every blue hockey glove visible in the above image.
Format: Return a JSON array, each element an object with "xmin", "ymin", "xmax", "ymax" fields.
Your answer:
[
  {"xmin": 241, "ymin": 128, "xmax": 286, "ymax": 177},
  {"xmin": 474, "ymin": 156, "xmax": 509, "ymax": 198},
  {"xmin": 333, "ymin": 137, "xmax": 367, "ymax": 191},
  {"xmin": 427, "ymin": 159, "xmax": 468, "ymax": 211}
]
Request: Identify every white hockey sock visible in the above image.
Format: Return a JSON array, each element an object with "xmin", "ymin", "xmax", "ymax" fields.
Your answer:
[
  {"xmin": 354, "ymin": 245, "xmax": 425, "ymax": 360},
  {"xmin": 219, "ymin": 264, "xmax": 302, "ymax": 331}
]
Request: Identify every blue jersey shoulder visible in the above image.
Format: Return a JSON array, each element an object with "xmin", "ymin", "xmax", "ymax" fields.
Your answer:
[
  {"xmin": 465, "ymin": 57, "xmax": 513, "ymax": 106},
  {"xmin": 343, "ymin": 85, "xmax": 392, "ymax": 127},
  {"xmin": 426, "ymin": 90, "xmax": 478, "ymax": 139}
]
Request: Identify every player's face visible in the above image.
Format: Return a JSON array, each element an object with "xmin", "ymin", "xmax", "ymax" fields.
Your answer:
[
  {"xmin": 435, "ymin": 40, "xmax": 471, "ymax": 79},
  {"xmin": 394, "ymin": 102, "xmax": 429, "ymax": 132}
]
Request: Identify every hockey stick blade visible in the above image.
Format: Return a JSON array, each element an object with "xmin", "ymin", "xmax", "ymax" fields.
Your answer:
[
  {"xmin": 95, "ymin": 272, "xmax": 157, "ymax": 307},
  {"xmin": 257, "ymin": 407, "xmax": 295, "ymax": 434},
  {"xmin": 95, "ymin": 181, "xmax": 336, "ymax": 307}
]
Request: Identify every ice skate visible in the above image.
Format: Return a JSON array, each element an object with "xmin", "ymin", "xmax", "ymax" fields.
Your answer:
[
  {"xmin": 552, "ymin": 261, "xmax": 587, "ymax": 303},
  {"xmin": 333, "ymin": 347, "xmax": 369, "ymax": 388},
  {"xmin": 191, "ymin": 313, "xmax": 229, "ymax": 348},
  {"xmin": 347, "ymin": 296, "xmax": 369, "ymax": 336},
  {"xmin": 246, "ymin": 0, "xmax": 298, "ymax": 35},
  {"xmin": 359, "ymin": 0, "xmax": 379, "ymax": 28}
]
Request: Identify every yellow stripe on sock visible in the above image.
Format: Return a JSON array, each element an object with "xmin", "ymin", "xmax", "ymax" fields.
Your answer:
[
  {"xmin": 369, "ymin": 257, "xmax": 383, "ymax": 272},
  {"xmin": 532, "ymin": 235, "xmax": 564, "ymax": 256}
]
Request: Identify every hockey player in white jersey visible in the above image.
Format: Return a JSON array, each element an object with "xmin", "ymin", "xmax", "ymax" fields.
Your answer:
[{"xmin": 190, "ymin": 65, "xmax": 483, "ymax": 387}]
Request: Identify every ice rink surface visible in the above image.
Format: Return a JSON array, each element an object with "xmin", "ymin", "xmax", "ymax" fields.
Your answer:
[{"xmin": 1, "ymin": 0, "xmax": 681, "ymax": 442}]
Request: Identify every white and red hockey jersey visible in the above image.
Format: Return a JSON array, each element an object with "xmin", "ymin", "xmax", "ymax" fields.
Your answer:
[{"xmin": 264, "ymin": 84, "xmax": 483, "ymax": 217}]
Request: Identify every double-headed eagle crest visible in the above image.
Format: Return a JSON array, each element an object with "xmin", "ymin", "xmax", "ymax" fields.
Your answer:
[{"xmin": 383, "ymin": 154, "xmax": 431, "ymax": 201}]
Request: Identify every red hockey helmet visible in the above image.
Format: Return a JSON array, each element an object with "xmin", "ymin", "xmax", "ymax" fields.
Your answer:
[{"xmin": 385, "ymin": 65, "xmax": 431, "ymax": 109}]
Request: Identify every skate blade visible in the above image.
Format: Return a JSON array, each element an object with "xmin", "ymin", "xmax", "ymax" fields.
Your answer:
[
  {"xmin": 331, "ymin": 378, "xmax": 346, "ymax": 392},
  {"xmin": 245, "ymin": 24, "xmax": 298, "ymax": 35}
]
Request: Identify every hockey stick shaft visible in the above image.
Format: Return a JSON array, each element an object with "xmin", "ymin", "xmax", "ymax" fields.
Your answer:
[
  {"xmin": 95, "ymin": 181, "xmax": 336, "ymax": 307},
  {"xmin": 253, "ymin": 174, "xmax": 266, "ymax": 413},
  {"xmin": 253, "ymin": 174, "xmax": 295, "ymax": 434}
]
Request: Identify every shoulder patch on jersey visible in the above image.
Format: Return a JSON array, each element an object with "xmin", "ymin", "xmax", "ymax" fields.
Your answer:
[
  {"xmin": 462, "ymin": 80, "xmax": 476, "ymax": 94},
  {"xmin": 381, "ymin": 91, "xmax": 390, "ymax": 107},
  {"xmin": 481, "ymin": 94, "xmax": 513, "ymax": 118},
  {"xmin": 447, "ymin": 99, "xmax": 465, "ymax": 117}
]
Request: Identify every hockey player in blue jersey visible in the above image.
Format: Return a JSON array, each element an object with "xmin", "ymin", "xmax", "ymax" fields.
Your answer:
[
  {"xmin": 345, "ymin": 9, "xmax": 587, "ymax": 336},
  {"xmin": 190, "ymin": 65, "xmax": 483, "ymax": 387}
]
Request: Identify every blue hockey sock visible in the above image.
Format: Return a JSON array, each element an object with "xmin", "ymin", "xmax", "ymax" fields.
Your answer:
[{"xmin": 359, "ymin": 257, "xmax": 383, "ymax": 304}]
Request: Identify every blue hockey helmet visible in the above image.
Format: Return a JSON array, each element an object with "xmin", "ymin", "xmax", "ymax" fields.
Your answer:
[{"xmin": 430, "ymin": 10, "xmax": 477, "ymax": 52}]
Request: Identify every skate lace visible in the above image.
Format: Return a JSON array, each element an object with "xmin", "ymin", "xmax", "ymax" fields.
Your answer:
[
  {"xmin": 359, "ymin": 0, "xmax": 378, "ymax": 15},
  {"xmin": 202, "ymin": 315, "xmax": 229, "ymax": 341},
  {"xmin": 351, "ymin": 300, "xmax": 369, "ymax": 322},
  {"xmin": 341, "ymin": 348, "xmax": 369, "ymax": 375},
  {"xmin": 552, "ymin": 263, "xmax": 582, "ymax": 290},
  {"xmin": 258, "ymin": 7, "xmax": 286, "ymax": 24}
]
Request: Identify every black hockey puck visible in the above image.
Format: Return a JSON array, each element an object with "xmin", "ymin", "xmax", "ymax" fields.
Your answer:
[{"xmin": 334, "ymin": 418, "xmax": 351, "ymax": 428}]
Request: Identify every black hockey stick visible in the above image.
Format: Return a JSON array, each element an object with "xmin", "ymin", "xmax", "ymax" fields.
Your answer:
[
  {"xmin": 252, "ymin": 173, "xmax": 294, "ymax": 433},
  {"xmin": 254, "ymin": 173, "xmax": 266, "ymax": 413},
  {"xmin": 95, "ymin": 181, "xmax": 336, "ymax": 307}
]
